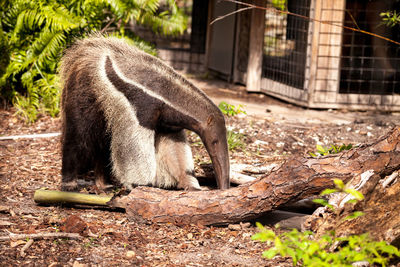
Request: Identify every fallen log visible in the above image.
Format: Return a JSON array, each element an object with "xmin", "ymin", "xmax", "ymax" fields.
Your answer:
[
  {"xmin": 33, "ymin": 127, "xmax": 400, "ymax": 227},
  {"xmin": 111, "ymin": 127, "xmax": 400, "ymax": 226},
  {"xmin": 304, "ymin": 161, "xmax": 400, "ymax": 246},
  {"xmin": 304, "ymin": 175, "xmax": 400, "ymax": 246}
]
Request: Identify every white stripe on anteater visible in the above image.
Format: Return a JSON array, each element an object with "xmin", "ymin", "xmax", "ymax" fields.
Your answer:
[
  {"xmin": 97, "ymin": 55, "xmax": 158, "ymax": 189},
  {"xmin": 105, "ymin": 55, "xmax": 197, "ymax": 122}
]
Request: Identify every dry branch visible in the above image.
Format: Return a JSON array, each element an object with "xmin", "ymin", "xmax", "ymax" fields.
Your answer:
[
  {"xmin": 34, "ymin": 189, "xmax": 112, "ymax": 206},
  {"xmin": 0, "ymin": 232, "xmax": 81, "ymax": 241},
  {"xmin": 112, "ymin": 127, "xmax": 400, "ymax": 226},
  {"xmin": 0, "ymin": 132, "xmax": 61, "ymax": 141},
  {"xmin": 20, "ymin": 239, "xmax": 34, "ymax": 257}
]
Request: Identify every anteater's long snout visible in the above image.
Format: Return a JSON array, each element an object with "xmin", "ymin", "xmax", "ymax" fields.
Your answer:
[{"xmin": 201, "ymin": 121, "xmax": 230, "ymax": 190}]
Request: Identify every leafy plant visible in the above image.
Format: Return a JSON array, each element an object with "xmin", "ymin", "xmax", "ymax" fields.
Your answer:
[
  {"xmin": 253, "ymin": 179, "xmax": 400, "ymax": 266},
  {"xmin": 381, "ymin": 10, "xmax": 400, "ymax": 27},
  {"xmin": 252, "ymin": 224, "xmax": 400, "ymax": 267},
  {"xmin": 271, "ymin": 0, "xmax": 286, "ymax": 11},
  {"xmin": 227, "ymin": 130, "xmax": 246, "ymax": 151},
  {"xmin": 188, "ymin": 128, "xmax": 245, "ymax": 152},
  {"xmin": 312, "ymin": 178, "xmax": 364, "ymax": 220},
  {"xmin": 218, "ymin": 101, "xmax": 247, "ymax": 117},
  {"xmin": 309, "ymin": 144, "xmax": 353, "ymax": 158},
  {"xmin": 83, "ymin": 237, "xmax": 99, "ymax": 248},
  {"xmin": 0, "ymin": 0, "xmax": 187, "ymax": 122}
]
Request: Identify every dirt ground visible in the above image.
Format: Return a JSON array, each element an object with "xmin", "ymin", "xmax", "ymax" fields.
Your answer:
[{"xmin": 1, "ymin": 77, "xmax": 399, "ymax": 266}]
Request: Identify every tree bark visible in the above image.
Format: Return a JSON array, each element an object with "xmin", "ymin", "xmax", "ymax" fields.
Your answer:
[
  {"xmin": 303, "ymin": 128, "xmax": 400, "ymax": 245},
  {"xmin": 113, "ymin": 127, "xmax": 400, "ymax": 226}
]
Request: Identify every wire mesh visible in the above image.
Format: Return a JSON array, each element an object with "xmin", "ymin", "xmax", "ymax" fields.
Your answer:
[
  {"xmin": 132, "ymin": 0, "xmax": 207, "ymax": 73},
  {"xmin": 339, "ymin": 0, "xmax": 400, "ymax": 95},
  {"xmin": 262, "ymin": 0, "xmax": 311, "ymax": 89}
]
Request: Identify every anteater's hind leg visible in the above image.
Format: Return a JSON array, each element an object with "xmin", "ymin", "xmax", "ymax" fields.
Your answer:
[
  {"xmin": 61, "ymin": 123, "xmax": 88, "ymax": 191},
  {"xmin": 155, "ymin": 130, "xmax": 201, "ymax": 191}
]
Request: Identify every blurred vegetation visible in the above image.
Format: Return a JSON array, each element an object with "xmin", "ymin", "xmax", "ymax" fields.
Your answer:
[
  {"xmin": 0, "ymin": 0, "xmax": 188, "ymax": 122},
  {"xmin": 381, "ymin": 10, "xmax": 400, "ymax": 27}
]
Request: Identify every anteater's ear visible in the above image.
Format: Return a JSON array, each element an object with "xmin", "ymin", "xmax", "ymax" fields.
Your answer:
[{"xmin": 207, "ymin": 115, "xmax": 214, "ymax": 126}]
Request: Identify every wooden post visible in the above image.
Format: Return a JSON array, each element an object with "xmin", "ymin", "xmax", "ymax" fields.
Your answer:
[
  {"xmin": 307, "ymin": 0, "xmax": 322, "ymax": 106},
  {"xmin": 246, "ymin": 0, "xmax": 265, "ymax": 92}
]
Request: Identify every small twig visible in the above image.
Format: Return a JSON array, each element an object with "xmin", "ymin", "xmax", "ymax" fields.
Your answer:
[
  {"xmin": 290, "ymin": 134, "xmax": 304, "ymax": 144},
  {"xmin": 210, "ymin": 6, "xmax": 254, "ymax": 25},
  {"xmin": 381, "ymin": 171, "xmax": 398, "ymax": 188},
  {"xmin": 101, "ymin": 18, "xmax": 116, "ymax": 33},
  {"xmin": 20, "ymin": 239, "xmax": 34, "ymax": 257},
  {"xmin": 0, "ymin": 232, "xmax": 81, "ymax": 241},
  {"xmin": 0, "ymin": 132, "xmax": 61, "ymax": 141},
  {"xmin": 346, "ymin": 10, "xmax": 360, "ymax": 30},
  {"xmin": 230, "ymin": 171, "xmax": 257, "ymax": 184},
  {"xmin": 87, "ymin": 229, "xmax": 98, "ymax": 238}
]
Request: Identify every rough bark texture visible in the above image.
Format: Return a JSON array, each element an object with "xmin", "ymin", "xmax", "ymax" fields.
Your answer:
[
  {"xmin": 304, "ymin": 127, "xmax": 400, "ymax": 245},
  {"xmin": 114, "ymin": 127, "xmax": 400, "ymax": 226},
  {"xmin": 307, "ymin": 179, "xmax": 400, "ymax": 247}
]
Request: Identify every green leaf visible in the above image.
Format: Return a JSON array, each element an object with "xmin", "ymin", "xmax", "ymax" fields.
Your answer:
[
  {"xmin": 320, "ymin": 188, "xmax": 338, "ymax": 196},
  {"xmin": 255, "ymin": 221, "xmax": 264, "ymax": 229},
  {"xmin": 344, "ymin": 211, "xmax": 364, "ymax": 221},
  {"xmin": 344, "ymin": 188, "xmax": 364, "ymax": 201},
  {"xmin": 333, "ymin": 179, "xmax": 345, "ymax": 190},
  {"xmin": 307, "ymin": 242, "xmax": 320, "ymax": 255},
  {"xmin": 316, "ymin": 144, "xmax": 326, "ymax": 154},
  {"xmin": 378, "ymin": 244, "xmax": 400, "ymax": 256},
  {"xmin": 345, "ymin": 199, "xmax": 359, "ymax": 204},
  {"xmin": 312, "ymin": 198, "xmax": 328, "ymax": 206},
  {"xmin": 309, "ymin": 152, "xmax": 317, "ymax": 157},
  {"xmin": 262, "ymin": 248, "xmax": 278, "ymax": 259}
]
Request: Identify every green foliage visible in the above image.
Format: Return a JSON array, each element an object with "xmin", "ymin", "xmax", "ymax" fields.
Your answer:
[
  {"xmin": 313, "ymin": 178, "xmax": 365, "ymax": 219},
  {"xmin": 381, "ymin": 10, "xmax": 400, "ymax": 27},
  {"xmin": 253, "ymin": 180, "xmax": 400, "ymax": 266},
  {"xmin": 271, "ymin": 0, "xmax": 286, "ymax": 11},
  {"xmin": 227, "ymin": 130, "xmax": 246, "ymax": 151},
  {"xmin": 190, "ymin": 129, "xmax": 246, "ymax": 152},
  {"xmin": 0, "ymin": 0, "xmax": 187, "ymax": 122},
  {"xmin": 0, "ymin": 24, "xmax": 10, "ymax": 78},
  {"xmin": 218, "ymin": 101, "xmax": 247, "ymax": 117},
  {"xmin": 309, "ymin": 144, "xmax": 353, "ymax": 158},
  {"xmin": 252, "ymin": 223, "xmax": 400, "ymax": 267}
]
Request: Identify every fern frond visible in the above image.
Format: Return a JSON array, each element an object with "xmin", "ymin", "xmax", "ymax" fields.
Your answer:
[
  {"xmin": 137, "ymin": 0, "xmax": 160, "ymax": 13},
  {"xmin": 44, "ymin": 5, "xmax": 83, "ymax": 31},
  {"xmin": 105, "ymin": 0, "xmax": 127, "ymax": 19},
  {"xmin": 20, "ymin": 68, "xmax": 37, "ymax": 90},
  {"xmin": 12, "ymin": 8, "xmax": 45, "ymax": 40},
  {"xmin": 1, "ymin": 50, "xmax": 28, "ymax": 81},
  {"xmin": 140, "ymin": 10, "xmax": 187, "ymax": 36},
  {"xmin": 35, "ymin": 72, "xmax": 60, "ymax": 117},
  {"xmin": 2, "ymin": 0, "xmax": 33, "ymax": 29},
  {"xmin": 12, "ymin": 2, "xmax": 81, "ymax": 42},
  {"xmin": 30, "ymin": 30, "xmax": 66, "ymax": 69},
  {"xmin": 2, "ymin": 0, "xmax": 188, "ymax": 122}
]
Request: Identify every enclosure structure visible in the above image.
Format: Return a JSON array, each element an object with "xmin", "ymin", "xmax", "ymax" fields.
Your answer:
[
  {"xmin": 259, "ymin": 0, "xmax": 400, "ymax": 110},
  {"xmin": 139, "ymin": 0, "xmax": 400, "ymax": 111},
  {"xmin": 211, "ymin": 0, "xmax": 400, "ymax": 110},
  {"xmin": 133, "ymin": 0, "xmax": 208, "ymax": 73}
]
